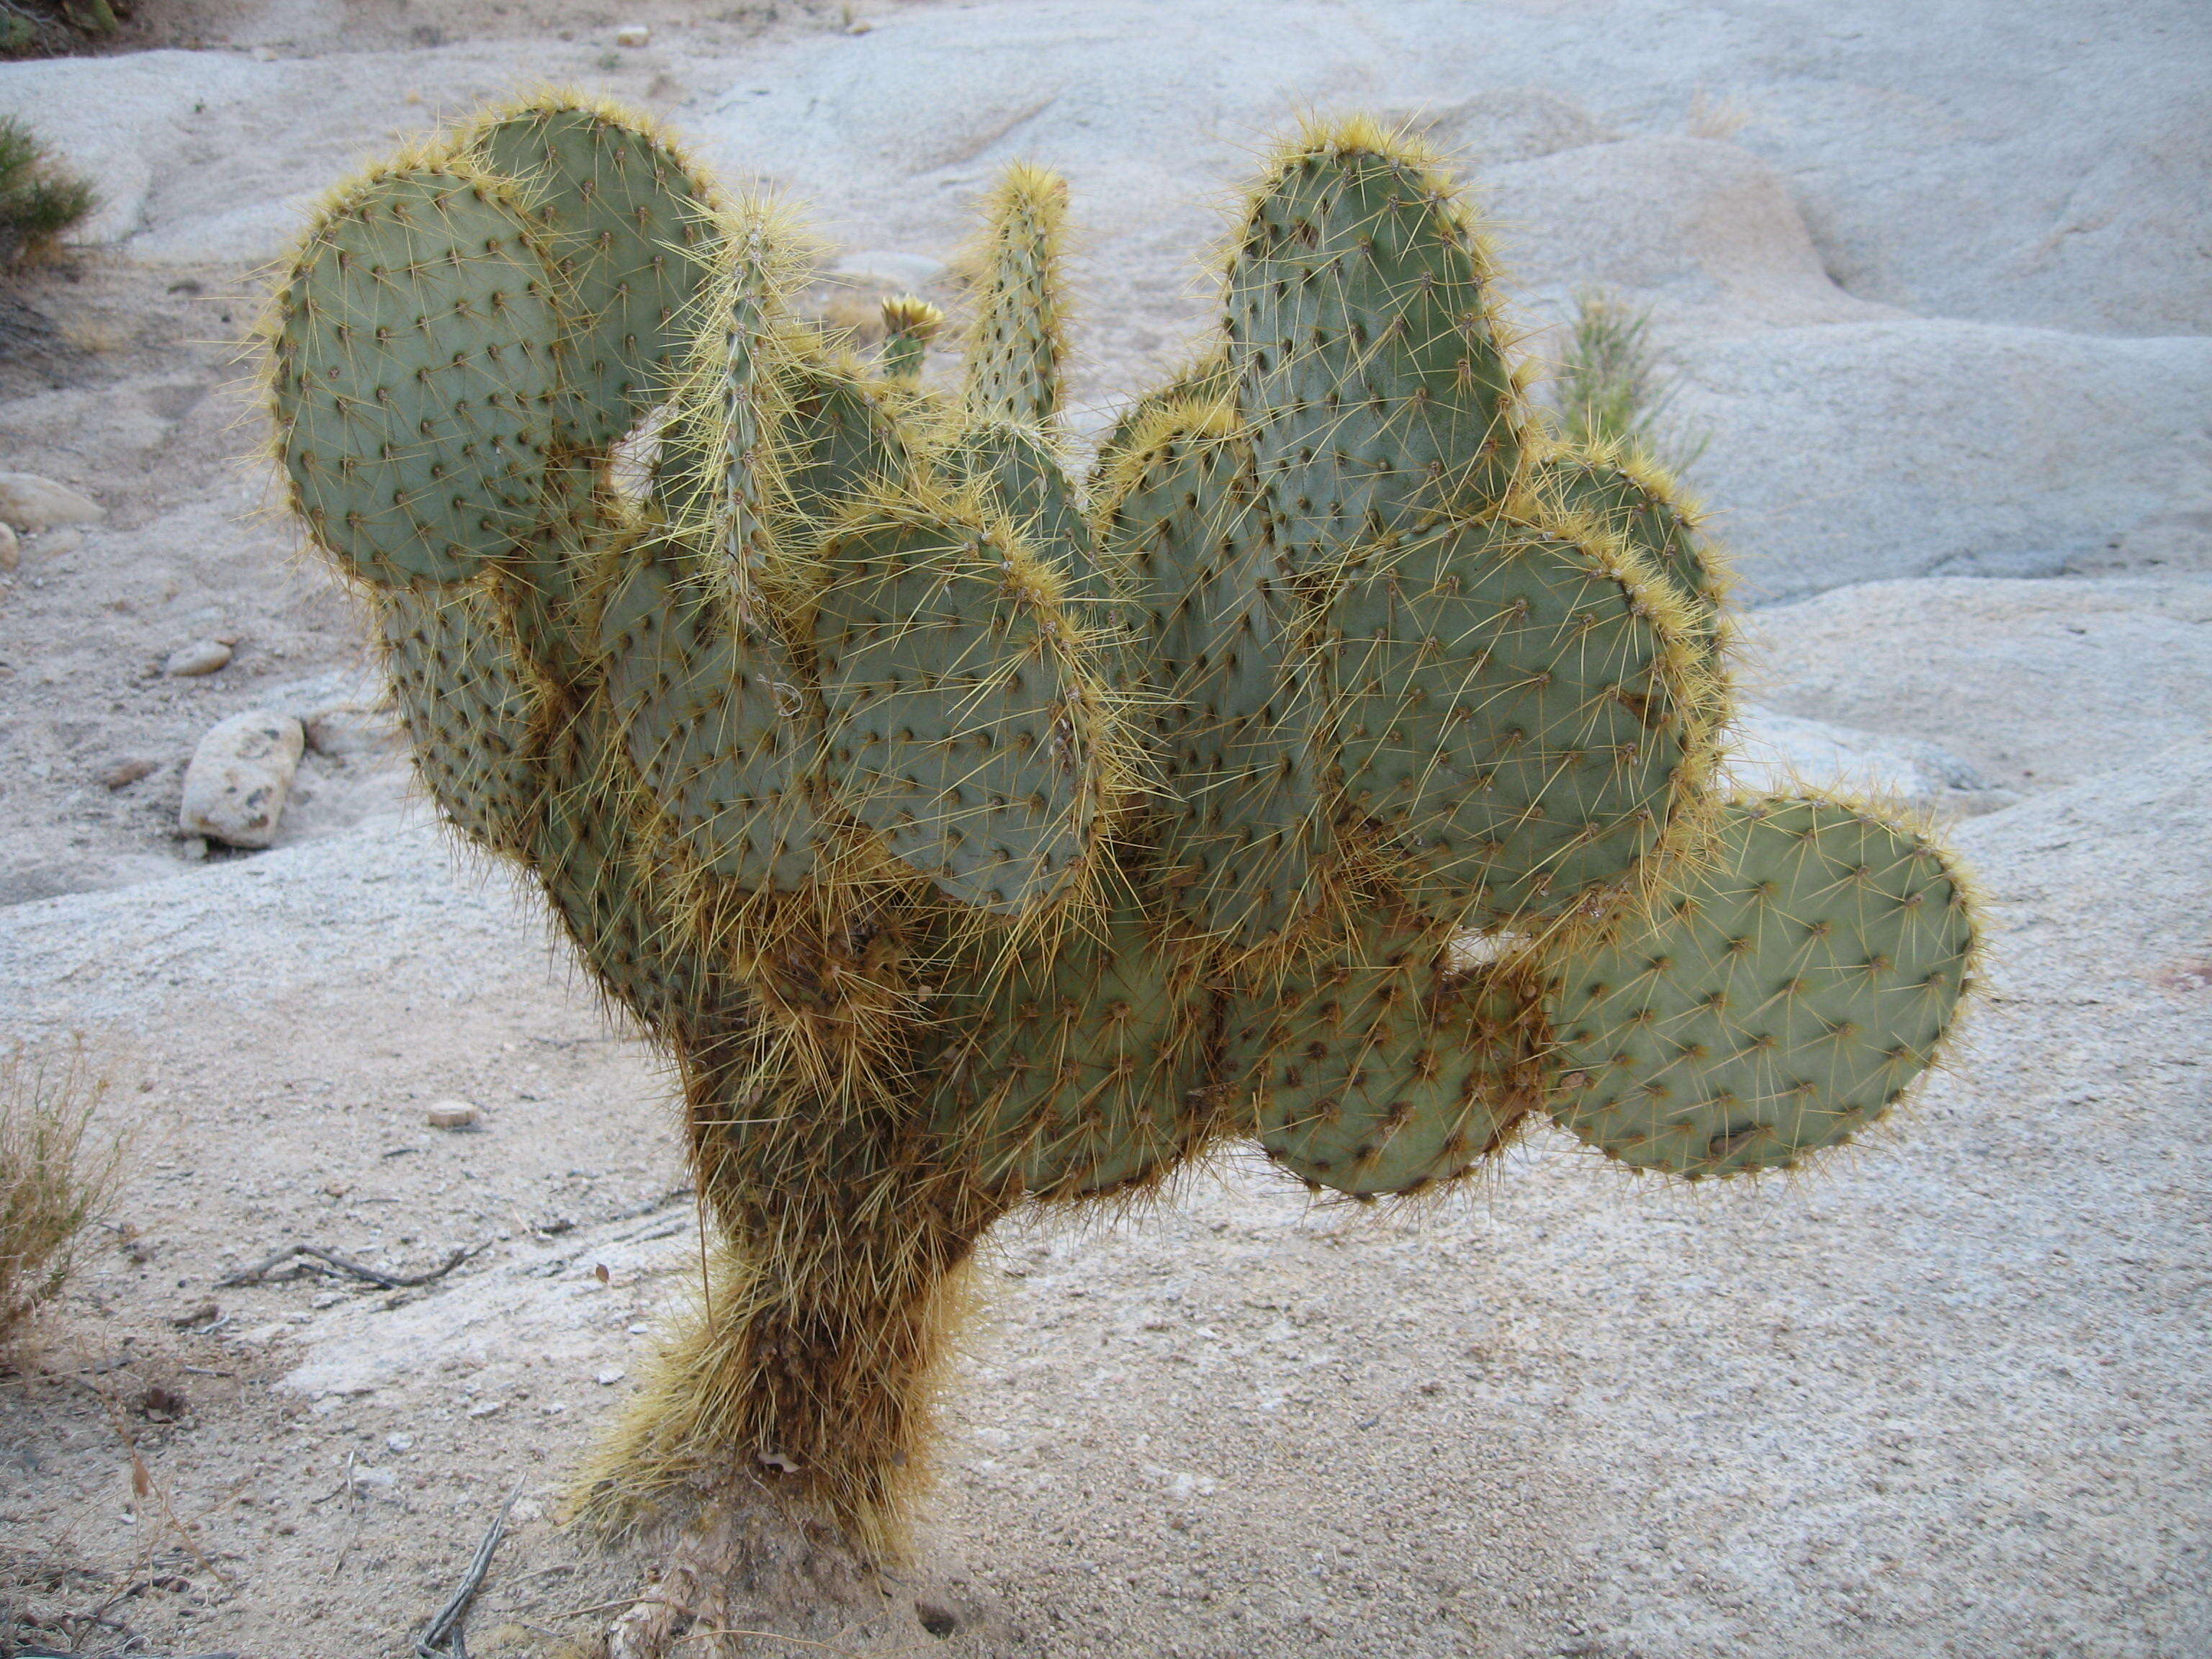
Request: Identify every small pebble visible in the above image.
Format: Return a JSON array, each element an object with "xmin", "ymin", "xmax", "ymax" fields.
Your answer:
[
  {"xmin": 466, "ymin": 1398, "xmax": 504, "ymax": 1419},
  {"xmin": 595, "ymin": 1367, "xmax": 626, "ymax": 1386},
  {"xmin": 627, "ymin": 1321, "xmax": 649, "ymax": 1335},
  {"xmin": 613, "ymin": 22, "xmax": 649, "ymax": 45},
  {"xmin": 310, "ymin": 1290, "xmax": 342, "ymax": 1309},
  {"xmin": 166, "ymin": 639, "xmax": 233, "ymax": 677},
  {"xmin": 387, "ymin": 1433, "xmax": 413, "ymax": 1452},
  {"xmin": 102, "ymin": 757, "xmax": 159, "ymax": 791},
  {"xmin": 426, "ymin": 1100, "xmax": 480, "ymax": 1130}
]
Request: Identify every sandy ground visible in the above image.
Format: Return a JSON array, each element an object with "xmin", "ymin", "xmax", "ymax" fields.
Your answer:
[{"xmin": 1, "ymin": 1, "xmax": 2209, "ymax": 1656}]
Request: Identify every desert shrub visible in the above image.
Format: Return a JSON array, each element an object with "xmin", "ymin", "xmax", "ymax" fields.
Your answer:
[
  {"xmin": 1550, "ymin": 285, "xmax": 1710, "ymax": 470},
  {"xmin": 0, "ymin": 1041, "xmax": 122, "ymax": 1349},
  {"xmin": 0, "ymin": 115, "xmax": 96, "ymax": 266},
  {"xmin": 1, "ymin": 1, "xmax": 125, "ymax": 56}
]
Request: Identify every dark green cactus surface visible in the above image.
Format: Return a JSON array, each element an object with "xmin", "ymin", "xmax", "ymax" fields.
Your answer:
[{"xmin": 265, "ymin": 101, "xmax": 1979, "ymax": 1543}]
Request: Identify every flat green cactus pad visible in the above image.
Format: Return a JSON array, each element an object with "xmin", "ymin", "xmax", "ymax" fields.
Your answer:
[
  {"xmin": 930, "ymin": 878, "xmax": 1217, "ymax": 1199},
  {"xmin": 270, "ymin": 163, "xmax": 567, "ymax": 586},
  {"xmin": 1104, "ymin": 403, "xmax": 1336, "ymax": 953},
  {"xmin": 468, "ymin": 99, "xmax": 723, "ymax": 449},
  {"xmin": 1331, "ymin": 515, "xmax": 1718, "ymax": 930},
  {"xmin": 777, "ymin": 362, "xmax": 912, "ymax": 536},
  {"xmin": 1530, "ymin": 446, "xmax": 1723, "ymax": 645},
  {"xmin": 940, "ymin": 421, "xmax": 1100, "ymax": 603},
  {"xmin": 1542, "ymin": 793, "xmax": 1977, "ymax": 1178},
  {"xmin": 599, "ymin": 546, "xmax": 824, "ymax": 891},
  {"xmin": 532, "ymin": 709, "xmax": 709, "ymax": 1033},
  {"xmin": 1229, "ymin": 128, "xmax": 1521, "ymax": 567},
  {"xmin": 380, "ymin": 579, "xmax": 545, "ymax": 855},
  {"xmin": 811, "ymin": 508, "xmax": 1116, "ymax": 914},
  {"xmin": 1228, "ymin": 916, "xmax": 1543, "ymax": 1196}
]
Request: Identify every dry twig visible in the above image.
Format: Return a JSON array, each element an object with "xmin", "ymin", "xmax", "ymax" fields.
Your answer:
[
  {"xmin": 415, "ymin": 1481, "xmax": 524, "ymax": 1659},
  {"xmin": 216, "ymin": 1239, "xmax": 486, "ymax": 1291}
]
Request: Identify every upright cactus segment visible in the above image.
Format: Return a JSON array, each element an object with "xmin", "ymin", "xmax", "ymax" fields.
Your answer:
[
  {"xmin": 878, "ymin": 294, "xmax": 944, "ymax": 382},
  {"xmin": 266, "ymin": 98, "xmax": 1979, "ymax": 1584},
  {"xmin": 961, "ymin": 163, "xmax": 1069, "ymax": 430}
]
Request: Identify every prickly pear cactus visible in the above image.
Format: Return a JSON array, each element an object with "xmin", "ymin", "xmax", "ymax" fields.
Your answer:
[{"xmin": 265, "ymin": 99, "xmax": 1979, "ymax": 1560}]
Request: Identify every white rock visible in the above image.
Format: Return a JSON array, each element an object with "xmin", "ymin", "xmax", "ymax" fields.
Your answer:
[
  {"xmin": 1398, "ymin": 86, "xmax": 1614, "ymax": 167},
  {"xmin": 595, "ymin": 1367, "xmax": 626, "ymax": 1385},
  {"xmin": 179, "ymin": 710, "xmax": 304, "ymax": 849},
  {"xmin": 1678, "ymin": 325, "xmax": 2212, "ymax": 599},
  {"xmin": 0, "ymin": 472, "xmax": 104, "ymax": 531},
  {"xmin": 1739, "ymin": 575, "xmax": 2212, "ymax": 793},
  {"xmin": 1727, "ymin": 706, "xmax": 2017, "ymax": 817},
  {"xmin": 1486, "ymin": 137, "xmax": 1901, "ymax": 331},
  {"xmin": 425, "ymin": 1100, "xmax": 480, "ymax": 1130},
  {"xmin": 304, "ymin": 705, "xmax": 400, "ymax": 759},
  {"xmin": 0, "ymin": 522, "xmax": 17, "ymax": 573},
  {"xmin": 614, "ymin": 23, "xmax": 650, "ymax": 46},
  {"xmin": 164, "ymin": 639, "xmax": 233, "ymax": 678},
  {"xmin": 833, "ymin": 250, "xmax": 948, "ymax": 291},
  {"xmin": 386, "ymin": 1432, "xmax": 413, "ymax": 1452},
  {"xmin": 465, "ymin": 1398, "xmax": 504, "ymax": 1418}
]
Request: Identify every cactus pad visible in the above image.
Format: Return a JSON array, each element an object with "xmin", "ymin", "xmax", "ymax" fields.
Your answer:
[
  {"xmin": 600, "ymin": 545, "xmax": 825, "ymax": 891},
  {"xmin": 532, "ymin": 711, "xmax": 710, "ymax": 1033},
  {"xmin": 930, "ymin": 877, "xmax": 1218, "ymax": 1199},
  {"xmin": 270, "ymin": 162, "xmax": 567, "ymax": 586},
  {"xmin": 1530, "ymin": 444, "xmax": 1725, "ymax": 644},
  {"xmin": 468, "ymin": 98, "xmax": 723, "ymax": 449},
  {"xmin": 940, "ymin": 421, "xmax": 1096, "ymax": 598},
  {"xmin": 380, "ymin": 578, "xmax": 547, "ymax": 854},
  {"xmin": 1102, "ymin": 402, "xmax": 1337, "ymax": 953},
  {"xmin": 1331, "ymin": 513, "xmax": 1719, "ymax": 930},
  {"xmin": 1542, "ymin": 793, "xmax": 1977, "ymax": 1178},
  {"xmin": 1230, "ymin": 917, "xmax": 1543, "ymax": 1196},
  {"xmin": 811, "ymin": 505, "xmax": 1119, "ymax": 914},
  {"xmin": 1229, "ymin": 125, "xmax": 1523, "ymax": 565}
]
